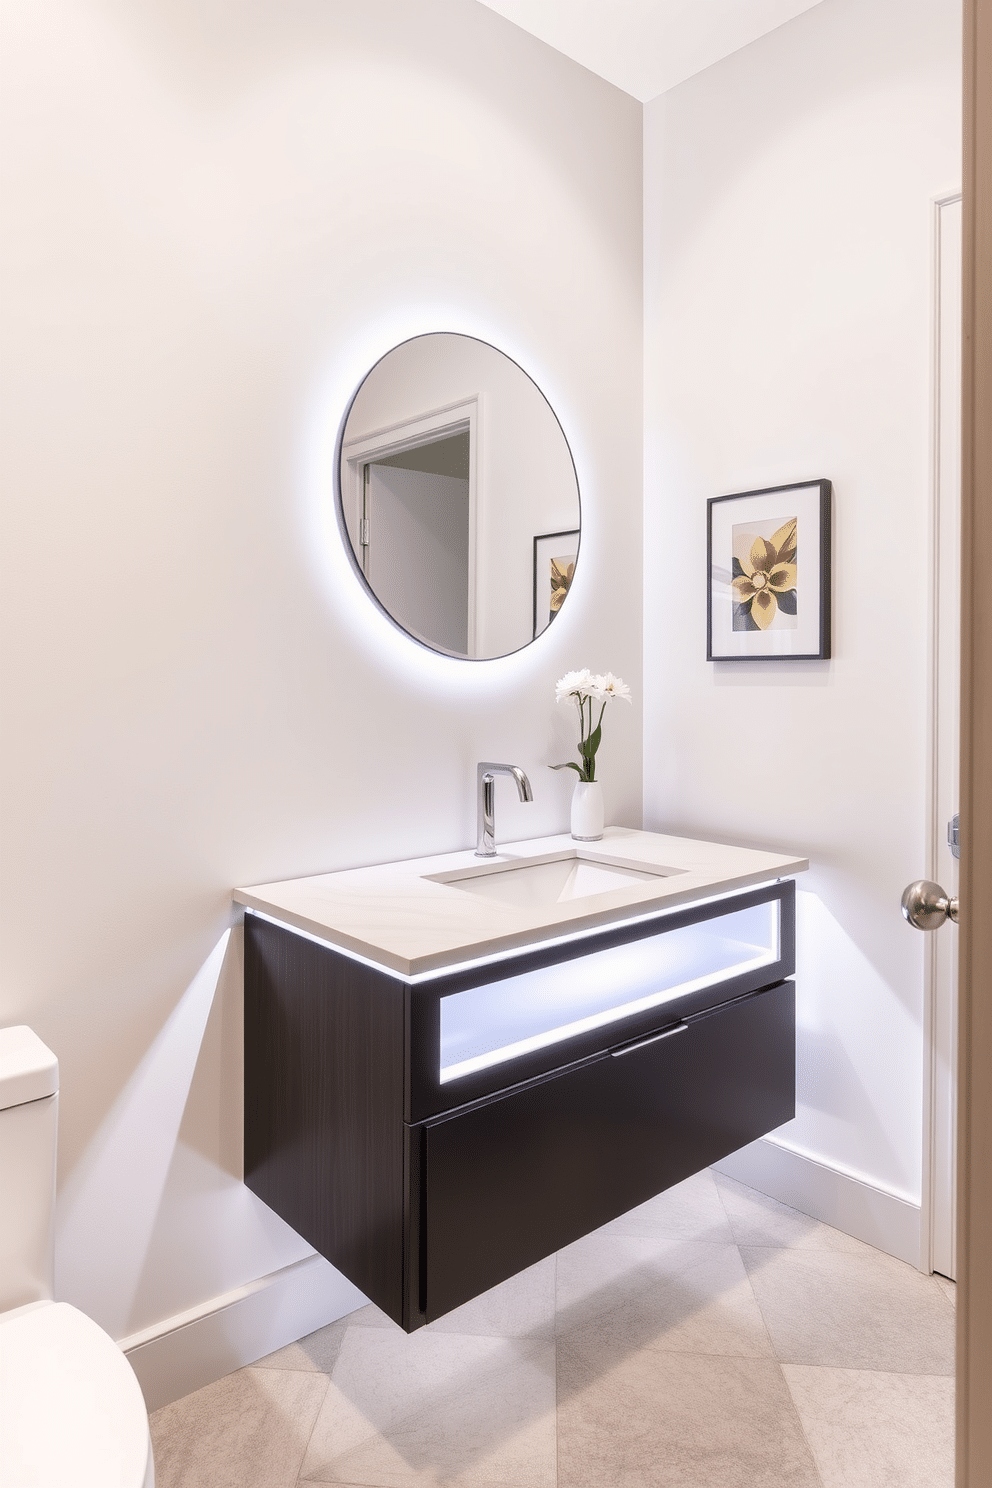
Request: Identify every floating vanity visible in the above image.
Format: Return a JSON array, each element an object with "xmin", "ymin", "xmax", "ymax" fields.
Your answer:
[{"xmin": 235, "ymin": 828, "xmax": 807, "ymax": 1332}]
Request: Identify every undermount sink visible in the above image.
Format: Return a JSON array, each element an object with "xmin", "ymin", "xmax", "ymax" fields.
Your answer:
[{"xmin": 427, "ymin": 852, "xmax": 683, "ymax": 909}]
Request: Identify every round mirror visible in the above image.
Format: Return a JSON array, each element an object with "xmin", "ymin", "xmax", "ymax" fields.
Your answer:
[{"xmin": 337, "ymin": 333, "xmax": 580, "ymax": 659}]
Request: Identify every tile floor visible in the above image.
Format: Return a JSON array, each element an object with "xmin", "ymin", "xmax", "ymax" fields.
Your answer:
[{"xmin": 149, "ymin": 1171, "xmax": 955, "ymax": 1488}]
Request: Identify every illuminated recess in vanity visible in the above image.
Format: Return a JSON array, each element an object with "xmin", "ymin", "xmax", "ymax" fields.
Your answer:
[
  {"xmin": 438, "ymin": 896, "xmax": 779, "ymax": 1082},
  {"xmin": 240, "ymin": 853, "xmax": 799, "ymax": 1334}
]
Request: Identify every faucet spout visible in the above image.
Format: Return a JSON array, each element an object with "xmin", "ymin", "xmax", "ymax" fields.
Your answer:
[{"xmin": 476, "ymin": 761, "xmax": 534, "ymax": 857}]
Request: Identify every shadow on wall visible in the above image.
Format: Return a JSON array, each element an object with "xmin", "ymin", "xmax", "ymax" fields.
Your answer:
[{"xmin": 55, "ymin": 927, "xmax": 314, "ymax": 1341}]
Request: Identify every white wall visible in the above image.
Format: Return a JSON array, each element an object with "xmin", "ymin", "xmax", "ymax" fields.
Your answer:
[
  {"xmin": 0, "ymin": 0, "xmax": 643, "ymax": 1395},
  {"xmin": 644, "ymin": 0, "xmax": 961, "ymax": 1257}
]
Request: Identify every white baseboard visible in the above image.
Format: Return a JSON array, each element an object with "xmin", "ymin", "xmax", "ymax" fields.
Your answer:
[
  {"xmin": 120, "ymin": 1254, "xmax": 367, "ymax": 1412},
  {"xmin": 714, "ymin": 1136, "xmax": 923, "ymax": 1268}
]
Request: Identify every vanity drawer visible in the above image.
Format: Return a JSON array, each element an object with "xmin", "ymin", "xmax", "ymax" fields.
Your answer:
[{"xmin": 417, "ymin": 978, "xmax": 794, "ymax": 1323}]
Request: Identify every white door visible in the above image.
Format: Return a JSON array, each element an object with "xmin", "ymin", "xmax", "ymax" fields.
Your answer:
[
  {"xmin": 365, "ymin": 462, "xmax": 471, "ymax": 657},
  {"xmin": 930, "ymin": 193, "xmax": 961, "ymax": 1280}
]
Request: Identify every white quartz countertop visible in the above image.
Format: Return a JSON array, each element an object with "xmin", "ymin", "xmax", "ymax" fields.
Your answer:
[{"xmin": 233, "ymin": 828, "xmax": 808, "ymax": 978}]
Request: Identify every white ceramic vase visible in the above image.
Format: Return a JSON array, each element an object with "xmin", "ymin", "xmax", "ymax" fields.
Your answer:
[{"xmin": 571, "ymin": 780, "xmax": 604, "ymax": 841}]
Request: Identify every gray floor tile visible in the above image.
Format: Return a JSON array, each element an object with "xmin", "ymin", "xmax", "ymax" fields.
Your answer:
[
  {"xmin": 556, "ymin": 1229, "xmax": 773, "ymax": 1359},
  {"xmin": 299, "ymin": 1327, "xmax": 556, "ymax": 1486},
  {"xmin": 425, "ymin": 1255, "xmax": 556, "ymax": 1339},
  {"xmin": 783, "ymin": 1364, "xmax": 954, "ymax": 1488},
  {"xmin": 558, "ymin": 1343, "xmax": 821, "ymax": 1487},
  {"xmin": 742, "ymin": 1245, "xmax": 955, "ymax": 1373},
  {"xmin": 934, "ymin": 1273, "xmax": 956, "ymax": 1307},
  {"xmin": 150, "ymin": 1365, "xmax": 328, "ymax": 1488},
  {"xmin": 343, "ymin": 1302, "xmax": 411, "ymax": 1330},
  {"xmin": 255, "ymin": 1315, "xmax": 353, "ymax": 1374},
  {"xmin": 148, "ymin": 1173, "xmax": 958, "ymax": 1487},
  {"xmin": 602, "ymin": 1169, "xmax": 736, "ymax": 1244}
]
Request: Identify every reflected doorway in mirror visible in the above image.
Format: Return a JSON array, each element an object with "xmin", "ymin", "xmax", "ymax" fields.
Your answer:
[
  {"xmin": 340, "ymin": 396, "xmax": 479, "ymax": 659},
  {"xmin": 365, "ymin": 430, "xmax": 472, "ymax": 659}
]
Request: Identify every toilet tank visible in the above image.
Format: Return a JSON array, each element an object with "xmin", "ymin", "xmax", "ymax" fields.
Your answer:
[{"xmin": 0, "ymin": 1026, "xmax": 59, "ymax": 1311}]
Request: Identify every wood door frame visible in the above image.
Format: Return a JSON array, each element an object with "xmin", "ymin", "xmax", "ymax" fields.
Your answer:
[{"xmin": 957, "ymin": 1, "xmax": 991, "ymax": 1482}]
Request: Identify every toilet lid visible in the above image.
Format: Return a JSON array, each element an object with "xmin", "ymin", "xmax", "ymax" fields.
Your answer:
[
  {"xmin": 0, "ymin": 1026, "xmax": 58, "ymax": 1109},
  {"xmin": 0, "ymin": 1301, "xmax": 152, "ymax": 1487}
]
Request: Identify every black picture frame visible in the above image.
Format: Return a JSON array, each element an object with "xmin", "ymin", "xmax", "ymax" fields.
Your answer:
[
  {"xmin": 533, "ymin": 529, "xmax": 579, "ymax": 639},
  {"xmin": 706, "ymin": 479, "xmax": 831, "ymax": 661}
]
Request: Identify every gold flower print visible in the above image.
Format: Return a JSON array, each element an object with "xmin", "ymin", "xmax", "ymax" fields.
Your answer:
[
  {"xmin": 731, "ymin": 517, "xmax": 798, "ymax": 631},
  {"xmin": 550, "ymin": 555, "xmax": 575, "ymax": 614}
]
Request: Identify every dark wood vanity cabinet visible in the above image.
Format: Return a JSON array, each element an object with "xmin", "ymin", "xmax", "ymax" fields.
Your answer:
[{"xmin": 244, "ymin": 881, "xmax": 796, "ymax": 1331}]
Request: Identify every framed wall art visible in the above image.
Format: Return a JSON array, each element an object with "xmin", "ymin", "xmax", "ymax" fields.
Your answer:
[
  {"xmin": 533, "ymin": 529, "xmax": 579, "ymax": 638},
  {"xmin": 707, "ymin": 479, "xmax": 831, "ymax": 661}
]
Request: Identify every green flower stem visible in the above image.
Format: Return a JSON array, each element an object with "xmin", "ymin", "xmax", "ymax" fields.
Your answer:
[
  {"xmin": 551, "ymin": 671, "xmax": 631, "ymax": 785},
  {"xmin": 552, "ymin": 686, "xmax": 621, "ymax": 783}
]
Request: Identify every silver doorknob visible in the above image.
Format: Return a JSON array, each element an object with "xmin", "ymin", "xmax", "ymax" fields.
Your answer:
[{"xmin": 901, "ymin": 879, "xmax": 959, "ymax": 930}]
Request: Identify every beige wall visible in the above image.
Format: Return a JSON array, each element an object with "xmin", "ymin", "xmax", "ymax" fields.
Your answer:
[
  {"xmin": 0, "ymin": 0, "xmax": 643, "ymax": 1348},
  {"xmin": 643, "ymin": 0, "xmax": 961, "ymax": 1252}
]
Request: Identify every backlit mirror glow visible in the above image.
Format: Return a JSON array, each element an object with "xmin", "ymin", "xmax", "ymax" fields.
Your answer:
[{"xmin": 336, "ymin": 333, "xmax": 581, "ymax": 660}]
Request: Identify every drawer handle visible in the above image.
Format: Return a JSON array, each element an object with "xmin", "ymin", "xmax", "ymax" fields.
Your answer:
[{"xmin": 610, "ymin": 1023, "xmax": 688, "ymax": 1058}]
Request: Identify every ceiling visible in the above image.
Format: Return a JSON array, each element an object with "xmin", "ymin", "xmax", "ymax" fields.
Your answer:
[{"xmin": 475, "ymin": 0, "xmax": 827, "ymax": 102}]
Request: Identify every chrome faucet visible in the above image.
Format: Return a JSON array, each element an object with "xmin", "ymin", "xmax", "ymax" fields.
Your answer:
[{"xmin": 476, "ymin": 762, "xmax": 534, "ymax": 856}]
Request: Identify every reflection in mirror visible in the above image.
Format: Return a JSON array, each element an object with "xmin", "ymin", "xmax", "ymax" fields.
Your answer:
[{"xmin": 337, "ymin": 334, "xmax": 580, "ymax": 659}]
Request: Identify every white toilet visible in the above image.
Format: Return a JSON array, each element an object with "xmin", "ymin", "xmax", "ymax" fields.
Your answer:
[{"xmin": 0, "ymin": 1026, "xmax": 155, "ymax": 1487}]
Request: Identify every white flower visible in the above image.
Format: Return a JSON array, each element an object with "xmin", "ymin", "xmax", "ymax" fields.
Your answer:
[
  {"xmin": 552, "ymin": 666, "xmax": 632, "ymax": 783},
  {"xmin": 592, "ymin": 671, "xmax": 632, "ymax": 704},
  {"xmin": 555, "ymin": 668, "xmax": 596, "ymax": 703}
]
